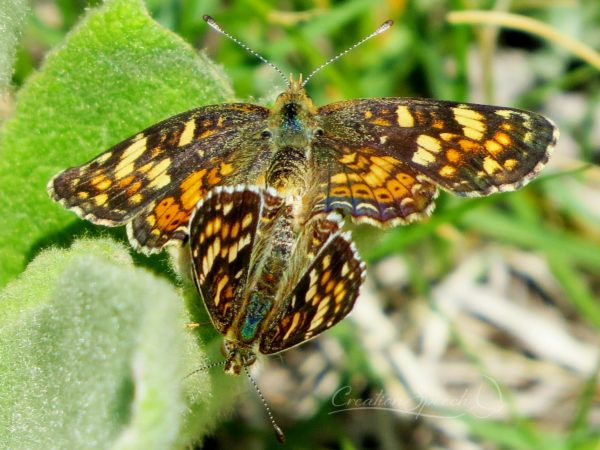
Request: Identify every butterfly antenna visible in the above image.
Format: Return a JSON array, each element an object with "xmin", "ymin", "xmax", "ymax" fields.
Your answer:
[
  {"xmin": 243, "ymin": 366, "xmax": 286, "ymax": 443},
  {"xmin": 203, "ymin": 15, "xmax": 289, "ymax": 87},
  {"xmin": 182, "ymin": 360, "xmax": 226, "ymax": 380},
  {"xmin": 302, "ymin": 19, "xmax": 394, "ymax": 87}
]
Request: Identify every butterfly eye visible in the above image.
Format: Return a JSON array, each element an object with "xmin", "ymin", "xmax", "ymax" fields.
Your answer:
[
  {"xmin": 260, "ymin": 130, "xmax": 272, "ymax": 139},
  {"xmin": 314, "ymin": 128, "xmax": 324, "ymax": 137}
]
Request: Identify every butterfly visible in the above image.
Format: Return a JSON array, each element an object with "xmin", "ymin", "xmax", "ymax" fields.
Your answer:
[
  {"xmin": 47, "ymin": 17, "xmax": 558, "ymax": 254},
  {"xmin": 188, "ymin": 185, "xmax": 365, "ymax": 375}
]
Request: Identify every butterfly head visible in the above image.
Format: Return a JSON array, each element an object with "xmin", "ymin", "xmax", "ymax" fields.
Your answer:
[
  {"xmin": 222, "ymin": 340, "xmax": 257, "ymax": 375},
  {"xmin": 269, "ymin": 74, "xmax": 319, "ymax": 145}
]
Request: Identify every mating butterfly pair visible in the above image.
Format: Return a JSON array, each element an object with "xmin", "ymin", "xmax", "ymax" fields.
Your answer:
[
  {"xmin": 47, "ymin": 16, "xmax": 557, "ymax": 374},
  {"xmin": 189, "ymin": 185, "xmax": 364, "ymax": 375}
]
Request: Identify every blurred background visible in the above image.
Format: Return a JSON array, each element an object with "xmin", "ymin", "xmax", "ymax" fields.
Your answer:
[{"xmin": 11, "ymin": 0, "xmax": 600, "ymax": 449}]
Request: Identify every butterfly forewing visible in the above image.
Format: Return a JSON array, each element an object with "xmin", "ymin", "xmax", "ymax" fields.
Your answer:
[
  {"xmin": 189, "ymin": 185, "xmax": 284, "ymax": 334},
  {"xmin": 313, "ymin": 98, "xmax": 558, "ymax": 226},
  {"xmin": 259, "ymin": 229, "xmax": 365, "ymax": 354},
  {"xmin": 48, "ymin": 104, "xmax": 271, "ymax": 253}
]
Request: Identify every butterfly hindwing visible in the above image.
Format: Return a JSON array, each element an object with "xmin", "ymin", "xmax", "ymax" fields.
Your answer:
[
  {"xmin": 48, "ymin": 104, "xmax": 271, "ymax": 253},
  {"xmin": 189, "ymin": 185, "xmax": 285, "ymax": 334},
  {"xmin": 313, "ymin": 98, "xmax": 558, "ymax": 226},
  {"xmin": 259, "ymin": 226, "xmax": 365, "ymax": 354}
]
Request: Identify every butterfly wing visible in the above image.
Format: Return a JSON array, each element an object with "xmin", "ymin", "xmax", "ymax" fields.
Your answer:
[
  {"xmin": 189, "ymin": 185, "xmax": 284, "ymax": 334},
  {"xmin": 259, "ymin": 223, "xmax": 365, "ymax": 354},
  {"xmin": 48, "ymin": 104, "xmax": 271, "ymax": 253},
  {"xmin": 313, "ymin": 98, "xmax": 558, "ymax": 226}
]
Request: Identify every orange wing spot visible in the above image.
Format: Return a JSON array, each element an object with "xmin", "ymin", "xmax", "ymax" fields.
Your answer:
[
  {"xmin": 458, "ymin": 139, "xmax": 481, "ymax": 152},
  {"xmin": 351, "ymin": 183, "xmax": 374, "ymax": 199},
  {"xmin": 127, "ymin": 181, "xmax": 142, "ymax": 195},
  {"xmin": 181, "ymin": 169, "xmax": 207, "ymax": 191},
  {"xmin": 156, "ymin": 200, "xmax": 186, "ymax": 231},
  {"xmin": 484, "ymin": 139, "xmax": 504, "ymax": 156},
  {"xmin": 364, "ymin": 110, "xmax": 373, "ymax": 119},
  {"xmin": 94, "ymin": 193, "xmax": 108, "ymax": 206},
  {"xmin": 432, "ymin": 119, "xmax": 445, "ymax": 129},
  {"xmin": 370, "ymin": 117, "xmax": 391, "ymax": 126},
  {"xmin": 494, "ymin": 132, "xmax": 512, "ymax": 146},
  {"xmin": 180, "ymin": 170, "xmax": 208, "ymax": 210},
  {"xmin": 199, "ymin": 129, "xmax": 218, "ymax": 139},
  {"xmin": 483, "ymin": 156, "xmax": 503, "ymax": 175},
  {"xmin": 395, "ymin": 172, "xmax": 415, "ymax": 185},
  {"xmin": 374, "ymin": 187, "xmax": 392, "ymax": 202},
  {"xmin": 221, "ymin": 221, "xmax": 230, "ymax": 239},
  {"xmin": 325, "ymin": 280, "xmax": 335, "ymax": 293},
  {"xmin": 439, "ymin": 165, "xmax": 456, "ymax": 177},
  {"xmin": 138, "ymin": 163, "xmax": 153, "ymax": 174},
  {"xmin": 331, "ymin": 186, "xmax": 351, "ymax": 197},
  {"xmin": 330, "ymin": 173, "xmax": 348, "ymax": 184},
  {"xmin": 97, "ymin": 179, "xmax": 112, "ymax": 191},
  {"xmin": 339, "ymin": 152, "xmax": 357, "ymax": 165},
  {"xmin": 219, "ymin": 162, "xmax": 234, "ymax": 176},
  {"xmin": 91, "ymin": 174, "xmax": 111, "ymax": 190},
  {"xmin": 207, "ymin": 168, "xmax": 222, "ymax": 186},
  {"xmin": 119, "ymin": 175, "xmax": 135, "ymax": 188},
  {"xmin": 155, "ymin": 197, "xmax": 175, "ymax": 216},
  {"xmin": 320, "ymin": 270, "xmax": 331, "ymax": 285},
  {"xmin": 503, "ymin": 159, "xmax": 518, "ymax": 170},
  {"xmin": 77, "ymin": 191, "xmax": 89, "ymax": 199},
  {"xmin": 440, "ymin": 132, "xmax": 460, "ymax": 142},
  {"xmin": 363, "ymin": 167, "xmax": 388, "ymax": 188},
  {"xmin": 91, "ymin": 174, "xmax": 105, "ymax": 185},
  {"xmin": 446, "ymin": 149, "xmax": 461, "ymax": 163},
  {"xmin": 130, "ymin": 193, "xmax": 143, "ymax": 204},
  {"xmin": 501, "ymin": 123, "xmax": 513, "ymax": 131},
  {"xmin": 335, "ymin": 290, "xmax": 347, "ymax": 303},
  {"xmin": 371, "ymin": 155, "xmax": 400, "ymax": 172},
  {"xmin": 182, "ymin": 189, "xmax": 203, "ymax": 212},
  {"xmin": 386, "ymin": 178, "xmax": 409, "ymax": 196},
  {"xmin": 231, "ymin": 221, "xmax": 240, "ymax": 238},
  {"xmin": 333, "ymin": 282, "xmax": 345, "ymax": 296}
]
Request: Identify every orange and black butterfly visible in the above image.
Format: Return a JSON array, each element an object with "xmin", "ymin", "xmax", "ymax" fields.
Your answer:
[
  {"xmin": 48, "ymin": 17, "xmax": 558, "ymax": 254},
  {"xmin": 188, "ymin": 185, "xmax": 365, "ymax": 376}
]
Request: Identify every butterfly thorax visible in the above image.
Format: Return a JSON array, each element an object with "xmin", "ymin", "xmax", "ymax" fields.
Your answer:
[{"xmin": 266, "ymin": 77, "xmax": 319, "ymax": 196}]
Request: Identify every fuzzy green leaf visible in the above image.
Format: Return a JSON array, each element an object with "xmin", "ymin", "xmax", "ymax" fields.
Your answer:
[
  {"xmin": 0, "ymin": 238, "xmax": 244, "ymax": 448},
  {"xmin": 0, "ymin": 0, "xmax": 28, "ymax": 93},
  {"xmin": 0, "ymin": 0, "xmax": 233, "ymax": 287},
  {"xmin": 0, "ymin": 239, "xmax": 186, "ymax": 448}
]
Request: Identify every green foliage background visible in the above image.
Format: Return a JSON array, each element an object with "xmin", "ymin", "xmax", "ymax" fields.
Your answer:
[{"xmin": 1, "ymin": 0, "xmax": 599, "ymax": 449}]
